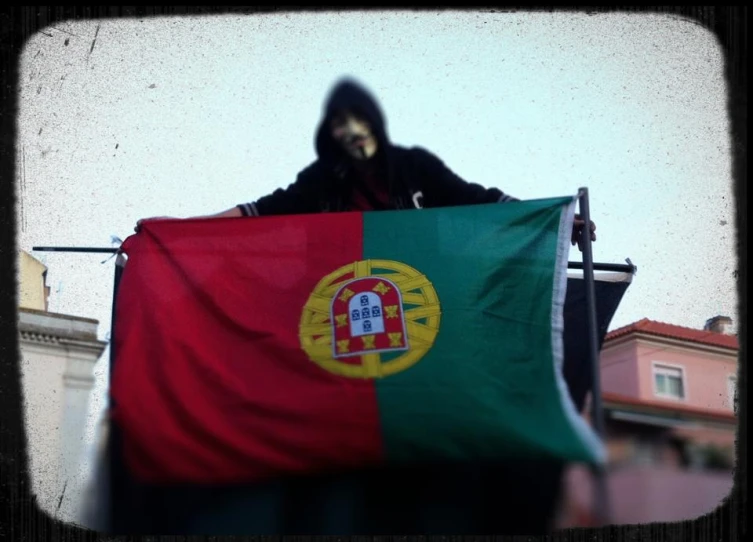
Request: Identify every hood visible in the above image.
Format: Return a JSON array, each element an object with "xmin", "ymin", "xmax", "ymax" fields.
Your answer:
[{"xmin": 314, "ymin": 78, "xmax": 390, "ymax": 165}]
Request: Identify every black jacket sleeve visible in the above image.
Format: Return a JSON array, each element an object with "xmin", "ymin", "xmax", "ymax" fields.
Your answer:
[
  {"xmin": 410, "ymin": 147, "xmax": 518, "ymax": 207},
  {"xmin": 237, "ymin": 163, "xmax": 324, "ymax": 217}
]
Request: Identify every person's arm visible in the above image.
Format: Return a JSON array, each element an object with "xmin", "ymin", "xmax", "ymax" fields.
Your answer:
[
  {"xmin": 134, "ymin": 207, "xmax": 242, "ymax": 232},
  {"xmin": 205, "ymin": 207, "xmax": 243, "ymax": 218},
  {"xmin": 135, "ymin": 163, "xmax": 325, "ymax": 231},
  {"xmin": 412, "ymin": 147, "xmax": 595, "ymax": 248},
  {"xmin": 411, "ymin": 147, "xmax": 518, "ymax": 206},
  {"xmin": 237, "ymin": 163, "xmax": 322, "ymax": 217}
]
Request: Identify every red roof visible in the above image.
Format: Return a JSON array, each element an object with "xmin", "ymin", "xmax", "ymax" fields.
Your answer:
[
  {"xmin": 602, "ymin": 392, "xmax": 737, "ymax": 423},
  {"xmin": 605, "ymin": 318, "xmax": 738, "ymax": 350}
]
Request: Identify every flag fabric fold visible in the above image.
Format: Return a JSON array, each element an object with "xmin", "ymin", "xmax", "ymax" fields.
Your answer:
[{"xmin": 111, "ymin": 196, "xmax": 605, "ymax": 485}]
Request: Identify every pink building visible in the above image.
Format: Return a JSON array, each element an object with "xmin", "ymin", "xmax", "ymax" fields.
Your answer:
[{"xmin": 558, "ymin": 315, "xmax": 738, "ymax": 528}]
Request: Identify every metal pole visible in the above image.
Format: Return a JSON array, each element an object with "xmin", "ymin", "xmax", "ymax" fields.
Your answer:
[
  {"xmin": 577, "ymin": 187, "xmax": 611, "ymax": 526},
  {"xmin": 32, "ymin": 246, "xmax": 118, "ymax": 253},
  {"xmin": 567, "ymin": 261, "xmax": 635, "ymax": 274},
  {"xmin": 107, "ymin": 253, "xmax": 127, "ymax": 533},
  {"xmin": 108, "ymin": 254, "xmax": 125, "ymax": 386},
  {"xmin": 32, "ymin": 246, "xmax": 637, "ymax": 276}
]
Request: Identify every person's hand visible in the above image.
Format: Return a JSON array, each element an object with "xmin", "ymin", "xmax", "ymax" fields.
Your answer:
[
  {"xmin": 134, "ymin": 216, "xmax": 177, "ymax": 233},
  {"xmin": 572, "ymin": 214, "xmax": 596, "ymax": 252}
]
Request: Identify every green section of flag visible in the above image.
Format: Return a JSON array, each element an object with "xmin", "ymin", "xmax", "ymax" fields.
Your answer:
[{"xmin": 364, "ymin": 197, "xmax": 603, "ymax": 465}]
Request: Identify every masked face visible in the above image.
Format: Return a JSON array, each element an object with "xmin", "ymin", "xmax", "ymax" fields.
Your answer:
[{"xmin": 329, "ymin": 110, "xmax": 378, "ymax": 161}]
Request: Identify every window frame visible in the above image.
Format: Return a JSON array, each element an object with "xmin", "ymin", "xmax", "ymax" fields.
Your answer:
[
  {"xmin": 727, "ymin": 374, "xmax": 737, "ymax": 411},
  {"xmin": 651, "ymin": 362, "xmax": 687, "ymax": 401}
]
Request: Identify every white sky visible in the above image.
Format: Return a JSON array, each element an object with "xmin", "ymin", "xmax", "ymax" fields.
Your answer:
[{"xmin": 14, "ymin": 10, "xmax": 737, "ymax": 517}]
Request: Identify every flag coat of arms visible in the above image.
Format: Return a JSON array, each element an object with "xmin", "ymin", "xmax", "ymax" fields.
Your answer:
[{"xmin": 111, "ymin": 196, "xmax": 605, "ymax": 484}]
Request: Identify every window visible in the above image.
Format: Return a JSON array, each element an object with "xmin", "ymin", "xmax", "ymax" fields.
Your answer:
[
  {"xmin": 653, "ymin": 364, "xmax": 685, "ymax": 400},
  {"xmin": 728, "ymin": 375, "xmax": 737, "ymax": 411}
]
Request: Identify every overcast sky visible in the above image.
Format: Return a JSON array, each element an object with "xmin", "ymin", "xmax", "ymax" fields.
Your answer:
[{"xmin": 14, "ymin": 10, "xmax": 737, "ymax": 519}]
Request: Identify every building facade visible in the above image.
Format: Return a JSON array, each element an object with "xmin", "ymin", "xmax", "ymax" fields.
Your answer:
[
  {"xmin": 559, "ymin": 316, "xmax": 738, "ymax": 527},
  {"xmin": 17, "ymin": 251, "xmax": 107, "ymax": 522}
]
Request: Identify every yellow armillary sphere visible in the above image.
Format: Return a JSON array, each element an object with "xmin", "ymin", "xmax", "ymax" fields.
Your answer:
[{"xmin": 299, "ymin": 259, "xmax": 441, "ymax": 379}]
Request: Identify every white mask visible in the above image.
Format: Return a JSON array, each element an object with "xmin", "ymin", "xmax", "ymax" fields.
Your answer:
[{"xmin": 330, "ymin": 110, "xmax": 378, "ymax": 160}]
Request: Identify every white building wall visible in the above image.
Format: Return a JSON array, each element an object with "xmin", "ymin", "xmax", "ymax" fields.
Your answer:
[
  {"xmin": 18, "ymin": 309, "xmax": 106, "ymax": 523},
  {"xmin": 18, "ymin": 340, "xmax": 66, "ymax": 516}
]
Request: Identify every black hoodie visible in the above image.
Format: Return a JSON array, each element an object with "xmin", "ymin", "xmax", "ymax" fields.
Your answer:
[{"xmin": 237, "ymin": 78, "xmax": 517, "ymax": 217}]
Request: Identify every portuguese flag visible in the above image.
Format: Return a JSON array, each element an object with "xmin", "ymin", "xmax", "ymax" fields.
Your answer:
[{"xmin": 111, "ymin": 196, "xmax": 605, "ymax": 485}]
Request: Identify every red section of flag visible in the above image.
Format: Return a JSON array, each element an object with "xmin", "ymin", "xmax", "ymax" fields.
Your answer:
[{"xmin": 110, "ymin": 213, "xmax": 383, "ymax": 484}]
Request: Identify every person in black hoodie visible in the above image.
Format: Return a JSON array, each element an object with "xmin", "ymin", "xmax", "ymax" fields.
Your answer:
[
  {"xmin": 123, "ymin": 78, "xmax": 597, "ymax": 534},
  {"xmin": 137, "ymin": 77, "xmax": 595, "ymax": 247},
  {"xmin": 236, "ymin": 77, "xmax": 516, "ymax": 215}
]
